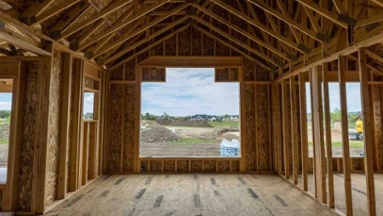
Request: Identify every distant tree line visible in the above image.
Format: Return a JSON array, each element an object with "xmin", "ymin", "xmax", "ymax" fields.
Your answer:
[
  {"xmin": 0, "ymin": 110, "xmax": 11, "ymax": 119},
  {"xmin": 308, "ymin": 108, "xmax": 360, "ymax": 129}
]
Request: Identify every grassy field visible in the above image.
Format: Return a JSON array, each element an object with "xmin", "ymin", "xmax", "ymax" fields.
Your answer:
[
  {"xmin": 0, "ymin": 117, "xmax": 10, "ymax": 124},
  {"xmin": 165, "ymin": 138, "xmax": 221, "ymax": 145},
  {"xmin": 308, "ymin": 140, "xmax": 364, "ymax": 148},
  {"xmin": 0, "ymin": 139, "xmax": 8, "ymax": 145},
  {"xmin": 208, "ymin": 121, "xmax": 240, "ymax": 128}
]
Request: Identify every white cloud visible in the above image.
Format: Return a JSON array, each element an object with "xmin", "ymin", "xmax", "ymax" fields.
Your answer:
[
  {"xmin": 142, "ymin": 68, "xmax": 240, "ymax": 116},
  {"xmin": 0, "ymin": 102, "xmax": 12, "ymax": 110},
  {"xmin": 83, "ymin": 93, "xmax": 94, "ymax": 114}
]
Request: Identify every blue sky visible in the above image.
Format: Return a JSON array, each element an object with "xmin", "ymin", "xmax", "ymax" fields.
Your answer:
[
  {"xmin": 0, "ymin": 71, "xmax": 362, "ymax": 115},
  {"xmin": 306, "ymin": 83, "xmax": 361, "ymax": 113},
  {"xmin": 0, "ymin": 93, "xmax": 12, "ymax": 110},
  {"xmin": 141, "ymin": 68, "xmax": 240, "ymax": 116}
]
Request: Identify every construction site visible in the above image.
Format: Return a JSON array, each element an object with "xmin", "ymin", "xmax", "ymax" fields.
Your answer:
[{"xmin": 1, "ymin": 0, "xmax": 383, "ymax": 215}]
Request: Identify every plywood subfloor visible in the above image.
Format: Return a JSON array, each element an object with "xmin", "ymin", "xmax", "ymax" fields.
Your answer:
[
  {"xmin": 307, "ymin": 173, "xmax": 383, "ymax": 216},
  {"xmin": 44, "ymin": 174, "xmax": 338, "ymax": 216}
]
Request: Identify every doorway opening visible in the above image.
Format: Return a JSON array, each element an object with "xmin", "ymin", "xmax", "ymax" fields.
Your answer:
[
  {"xmin": 140, "ymin": 68, "xmax": 240, "ymax": 158},
  {"xmin": 0, "ymin": 79, "xmax": 13, "ymax": 183}
]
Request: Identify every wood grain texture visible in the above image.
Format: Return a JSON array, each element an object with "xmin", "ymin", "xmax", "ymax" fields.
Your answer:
[
  {"xmin": 18, "ymin": 61, "xmax": 39, "ymax": 211},
  {"xmin": 45, "ymin": 50, "xmax": 63, "ymax": 206}
]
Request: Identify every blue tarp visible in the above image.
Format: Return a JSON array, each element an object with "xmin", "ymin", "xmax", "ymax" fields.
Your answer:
[{"xmin": 220, "ymin": 139, "xmax": 240, "ymax": 157}]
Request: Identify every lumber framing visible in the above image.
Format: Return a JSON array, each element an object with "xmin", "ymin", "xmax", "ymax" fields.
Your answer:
[
  {"xmin": 1, "ymin": 0, "xmax": 383, "ymax": 215},
  {"xmin": 338, "ymin": 55, "xmax": 353, "ymax": 215}
]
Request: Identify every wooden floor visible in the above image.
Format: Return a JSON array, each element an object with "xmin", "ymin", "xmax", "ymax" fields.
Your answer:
[
  {"xmin": 307, "ymin": 173, "xmax": 383, "ymax": 216},
  {"xmin": 44, "ymin": 174, "xmax": 337, "ymax": 216}
]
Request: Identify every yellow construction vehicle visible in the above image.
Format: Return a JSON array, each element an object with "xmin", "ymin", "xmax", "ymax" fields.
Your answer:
[
  {"xmin": 355, "ymin": 116, "xmax": 363, "ymax": 133},
  {"xmin": 350, "ymin": 113, "xmax": 363, "ymax": 140}
]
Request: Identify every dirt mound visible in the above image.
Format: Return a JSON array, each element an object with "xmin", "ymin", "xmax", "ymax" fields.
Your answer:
[
  {"xmin": 218, "ymin": 128, "xmax": 239, "ymax": 135},
  {"xmin": 0, "ymin": 124, "xmax": 9, "ymax": 140},
  {"xmin": 221, "ymin": 133, "xmax": 240, "ymax": 141},
  {"xmin": 141, "ymin": 126, "xmax": 179, "ymax": 143},
  {"xmin": 156, "ymin": 120, "xmax": 213, "ymax": 128}
]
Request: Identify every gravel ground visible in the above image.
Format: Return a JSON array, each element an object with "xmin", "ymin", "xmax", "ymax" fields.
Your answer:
[
  {"xmin": 0, "ymin": 144, "xmax": 8, "ymax": 167},
  {"xmin": 140, "ymin": 142, "xmax": 221, "ymax": 157}
]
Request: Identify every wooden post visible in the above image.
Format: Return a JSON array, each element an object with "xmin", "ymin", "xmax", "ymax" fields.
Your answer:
[
  {"xmin": 311, "ymin": 65, "xmax": 327, "ymax": 204},
  {"xmin": 82, "ymin": 122, "xmax": 89, "ymax": 185},
  {"xmin": 290, "ymin": 76, "xmax": 299, "ymax": 185},
  {"xmin": 239, "ymin": 66, "xmax": 247, "ymax": 172},
  {"xmin": 57, "ymin": 53, "xmax": 72, "ymax": 199},
  {"xmin": 135, "ymin": 65, "xmax": 142, "ymax": 172},
  {"xmin": 358, "ymin": 48, "xmax": 376, "ymax": 216},
  {"xmin": 338, "ymin": 55, "xmax": 353, "ymax": 216},
  {"xmin": 69, "ymin": 59, "xmax": 84, "ymax": 191},
  {"xmin": 322, "ymin": 62, "xmax": 335, "ymax": 208},
  {"xmin": 4, "ymin": 61, "xmax": 25, "ymax": 210},
  {"xmin": 309, "ymin": 68, "xmax": 317, "ymax": 198},
  {"xmin": 281, "ymin": 79, "xmax": 290, "ymax": 178},
  {"xmin": 298, "ymin": 73, "xmax": 308, "ymax": 191},
  {"xmin": 254, "ymin": 84, "xmax": 258, "ymax": 171}
]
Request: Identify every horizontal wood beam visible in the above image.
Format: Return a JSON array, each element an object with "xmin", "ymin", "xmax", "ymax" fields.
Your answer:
[
  {"xmin": 0, "ymin": 83, "xmax": 12, "ymax": 92},
  {"xmin": 0, "ymin": 25, "xmax": 50, "ymax": 56},
  {"xmin": 139, "ymin": 56, "xmax": 243, "ymax": 67},
  {"xmin": 275, "ymin": 30, "xmax": 383, "ymax": 82}
]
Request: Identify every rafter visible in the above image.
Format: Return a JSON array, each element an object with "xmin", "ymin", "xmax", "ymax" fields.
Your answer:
[
  {"xmin": 77, "ymin": 0, "xmax": 174, "ymax": 52},
  {"xmin": 247, "ymin": 0, "xmax": 330, "ymax": 43},
  {"xmin": 295, "ymin": 0, "xmax": 349, "ymax": 28},
  {"xmin": 210, "ymin": 0, "xmax": 310, "ymax": 54},
  {"xmin": 49, "ymin": 1, "xmax": 90, "ymax": 39},
  {"xmin": 21, "ymin": 0, "xmax": 55, "ymax": 24},
  {"xmin": 92, "ymin": 4, "xmax": 190, "ymax": 59},
  {"xmin": 108, "ymin": 23, "xmax": 272, "ymax": 71},
  {"xmin": 276, "ymin": 30, "xmax": 383, "ymax": 81},
  {"xmin": 105, "ymin": 24, "xmax": 192, "ymax": 66},
  {"xmin": 192, "ymin": 24, "xmax": 271, "ymax": 70},
  {"xmin": 331, "ymin": 0, "xmax": 345, "ymax": 14},
  {"xmin": 58, "ymin": 0, "xmax": 134, "ymax": 40},
  {"xmin": 193, "ymin": 16, "xmax": 280, "ymax": 67},
  {"xmin": 103, "ymin": 16, "xmax": 191, "ymax": 64},
  {"xmin": 192, "ymin": 3, "xmax": 293, "ymax": 62},
  {"xmin": 70, "ymin": 19, "xmax": 105, "ymax": 50},
  {"xmin": 0, "ymin": 24, "xmax": 50, "ymax": 56},
  {"xmin": 30, "ymin": 0, "xmax": 83, "ymax": 26},
  {"xmin": 371, "ymin": 0, "xmax": 383, "ymax": 8}
]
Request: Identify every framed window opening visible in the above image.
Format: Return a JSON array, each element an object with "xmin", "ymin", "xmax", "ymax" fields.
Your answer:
[{"xmin": 139, "ymin": 67, "xmax": 241, "ymax": 159}]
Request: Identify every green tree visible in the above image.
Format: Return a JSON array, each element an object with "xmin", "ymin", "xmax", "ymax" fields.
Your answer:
[
  {"xmin": 0, "ymin": 110, "xmax": 11, "ymax": 119},
  {"xmin": 330, "ymin": 108, "xmax": 341, "ymax": 123}
]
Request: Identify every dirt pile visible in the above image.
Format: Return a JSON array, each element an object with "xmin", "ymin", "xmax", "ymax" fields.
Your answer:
[
  {"xmin": 0, "ymin": 124, "xmax": 9, "ymax": 140},
  {"xmin": 156, "ymin": 119, "xmax": 213, "ymax": 128},
  {"xmin": 141, "ymin": 126, "xmax": 179, "ymax": 143}
]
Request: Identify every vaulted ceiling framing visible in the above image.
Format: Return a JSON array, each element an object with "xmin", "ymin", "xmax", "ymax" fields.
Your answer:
[{"xmin": 1, "ymin": 0, "xmax": 383, "ymax": 80}]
